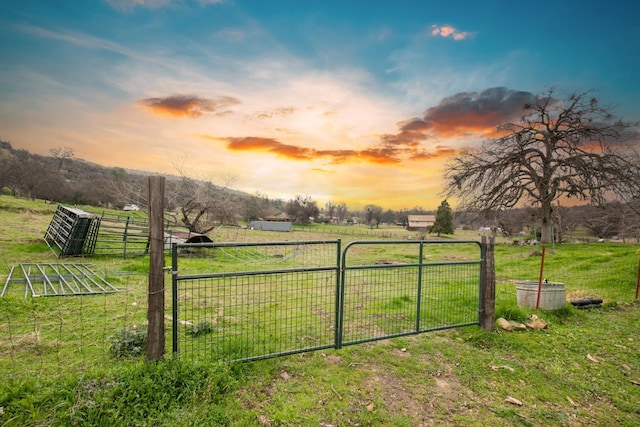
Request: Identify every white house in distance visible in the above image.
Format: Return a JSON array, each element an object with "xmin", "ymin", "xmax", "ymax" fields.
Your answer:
[{"xmin": 406, "ymin": 215, "xmax": 435, "ymax": 231}]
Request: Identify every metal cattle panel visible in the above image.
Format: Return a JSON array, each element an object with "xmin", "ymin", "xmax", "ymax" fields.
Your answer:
[
  {"xmin": 171, "ymin": 239, "xmax": 483, "ymax": 363},
  {"xmin": 171, "ymin": 240, "xmax": 341, "ymax": 363},
  {"xmin": 338, "ymin": 240, "xmax": 483, "ymax": 348}
]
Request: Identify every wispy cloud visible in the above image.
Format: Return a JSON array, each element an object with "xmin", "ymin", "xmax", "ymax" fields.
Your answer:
[
  {"xmin": 105, "ymin": 0, "xmax": 225, "ymax": 12},
  {"xmin": 252, "ymin": 107, "xmax": 296, "ymax": 120},
  {"xmin": 137, "ymin": 94, "xmax": 240, "ymax": 118},
  {"xmin": 105, "ymin": 0, "xmax": 173, "ymax": 12},
  {"xmin": 17, "ymin": 23, "xmax": 136, "ymax": 57},
  {"xmin": 214, "ymin": 28, "xmax": 248, "ymax": 42},
  {"xmin": 430, "ymin": 24, "xmax": 474, "ymax": 41}
]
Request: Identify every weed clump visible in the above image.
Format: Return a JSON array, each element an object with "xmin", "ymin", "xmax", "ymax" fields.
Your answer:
[
  {"xmin": 187, "ymin": 320, "xmax": 214, "ymax": 337},
  {"xmin": 109, "ymin": 327, "xmax": 147, "ymax": 357},
  {"xmin": 495, "ymin": 303, "xmax": 528, "ymax": 323}
]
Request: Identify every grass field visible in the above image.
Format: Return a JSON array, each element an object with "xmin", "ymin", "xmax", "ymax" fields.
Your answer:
[{"xmin": 1, "ymin": 195, "xmax": 639, "ymax": 426}]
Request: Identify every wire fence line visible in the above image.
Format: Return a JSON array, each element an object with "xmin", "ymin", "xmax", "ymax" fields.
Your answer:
[
  {"xmin": 2, "ymin": 236, "xmax": 638, "ymax": 381},
  {"xmin": 1, "ymin": 270, "xmax": 153, "ymax": 381},
  {"xmin": 0, "ymin": 244, "xmax": 638, "ymax": 380}
]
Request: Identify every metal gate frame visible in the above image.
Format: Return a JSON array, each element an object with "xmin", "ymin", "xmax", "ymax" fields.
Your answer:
[
  {"xmin": 171, "ymin": 239, "xmax": 483, "ymax": 362},
  {"xmin": 337, "ymin": 240, "xmax": 483, "ymax": 349}
]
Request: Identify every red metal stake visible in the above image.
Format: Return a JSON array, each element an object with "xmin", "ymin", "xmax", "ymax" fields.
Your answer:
[
  {"xmin": 536, "ymin": 245, "xmax": 546, "ymax": 310},
  {"xmin": 635, "ymin": 258, "xmax": 639, "ymax": 300}
]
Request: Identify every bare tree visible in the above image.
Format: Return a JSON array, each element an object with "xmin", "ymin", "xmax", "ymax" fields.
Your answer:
[
  {"xmin": 324, "ymin": 201, "xmax": 337, "ymax": 223},
  {"xmin": 169, "ymin": 161, "xmax": 241, "ymax": 234},
  {"xmin": 364, "ymin": 204, "xmax": 383, "ymax": 228},
  {"xmin": 5, "ymin": 149, "xmax": 51, "ymax": 199},
  {"xmin": 493, "ymin": 208, "xmax": 533, "ymax": 238},
  {"xmin": 619, "ymin": 200, "xmax": 640, "ymax": 242},
  {"xmin": 49, "ymin": 146, "xmax": 75, "ymax": 171},
  {"xmin": 444, "ymin": 89, "xmax": 640, "ymax": 243},
  {"xmin": 242, "ymin": 191, "xmax": 276, "ymax": 222},
  {"xmin": 381, "ymin": 208, "xmax": 397, "ymax": 225},
  {"xmin": 285, "ymin": 195, "xmax": 319, "ymax": 224},
  {"xmin": 551, "ymin": 202, "xmax": 572, "ymax": 243},
  {"xmin": 580, "ymin": 204, "xmax": 621, "ymax": 240},
  {"xmin": 336, "ymin": 202, "xmax": 349, "ymax": 224},
  {"xmin": 174, "ymin": 176, "xmax": 240, "ymax": 234}
]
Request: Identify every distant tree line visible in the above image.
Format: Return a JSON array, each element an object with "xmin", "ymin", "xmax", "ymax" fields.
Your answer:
[{"xmin": 2, "ymin": 139, "xmax": 639, "ymax": 241}]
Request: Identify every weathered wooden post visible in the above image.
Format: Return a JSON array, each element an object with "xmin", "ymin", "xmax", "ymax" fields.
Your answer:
[
  {"xmin": 480, "ymin": 235, "xmax": 496, "ymax": 331},
  {"xmin": 147, "ymin": 176, "xmax": 165, "ymax": 361}
]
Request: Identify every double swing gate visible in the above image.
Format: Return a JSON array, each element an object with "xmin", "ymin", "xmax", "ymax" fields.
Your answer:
[{"xmin": 171, "ymin": 239, "xmax": 484, "ymax": 363}]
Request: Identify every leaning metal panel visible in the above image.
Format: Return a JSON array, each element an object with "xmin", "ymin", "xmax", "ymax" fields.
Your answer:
[
  {"xmin": 92, "ymin": 213, "xmax": 150, "ymax": 257},
  {"xmin": 1, "ymin": 263, "xmax": 119, "ymax": 297},
  {"xmin": 44, "ymin": 205, "xmax": 100, "ymax": 257}
]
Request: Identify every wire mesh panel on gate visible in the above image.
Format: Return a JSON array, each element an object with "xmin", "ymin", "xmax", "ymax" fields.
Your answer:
[
  {"xmin": 172, "ymin": 240, "xmax": 341, "ymax": 362},
  {"xmin": 340, "ymin": 240, "xmax": 482, "ymax": 347}
]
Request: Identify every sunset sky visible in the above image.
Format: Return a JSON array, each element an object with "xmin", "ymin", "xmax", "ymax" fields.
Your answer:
[{"xmin": 1, "ymin": 1, "xmax": 639, "ymax": 210}]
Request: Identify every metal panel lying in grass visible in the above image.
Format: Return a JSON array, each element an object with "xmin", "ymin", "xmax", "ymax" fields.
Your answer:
[{"xmin": 1, "ymin": 263, "xmax": 119, "ymax": 297}]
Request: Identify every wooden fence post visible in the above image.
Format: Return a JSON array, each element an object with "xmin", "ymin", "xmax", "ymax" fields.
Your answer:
[
  {"xmin": 480, "ymin": 236, "xmax": 496, "ymax": 331},
  {"xmin": 147, "ymin": 176, "xmax": 165, "ymax": 361}
]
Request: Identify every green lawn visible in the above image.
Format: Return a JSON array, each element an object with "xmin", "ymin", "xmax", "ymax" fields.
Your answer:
[{"xmin": 1, "ymin": 195, "xmax": 639, "ymax": 426}]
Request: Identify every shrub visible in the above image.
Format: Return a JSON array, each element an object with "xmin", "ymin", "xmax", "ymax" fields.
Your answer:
[
  {"xmin": 187, "ymin": 320, "xmax": 214, "ymax": 337},
  {"xmin": 495, "ymin": 303, "xmax": 528, "ymax": 323},
  {"xmin": 109, "ymin": 327, "xmax": 147, "ymax": 357}
]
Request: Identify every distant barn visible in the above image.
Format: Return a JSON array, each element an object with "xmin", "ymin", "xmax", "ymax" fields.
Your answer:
[
  {"xmin": 406, "ymin": 215, "xmax": 435, "ymax": 231},
  {"xmin": 249, "ymin": 220, "xmax": 293, "ymax": 232}
]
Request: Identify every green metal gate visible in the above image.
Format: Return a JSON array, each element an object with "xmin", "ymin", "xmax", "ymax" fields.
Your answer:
[
  {"xmin": 171, "ymin": 239, "xmax": 483, "ymax": 362},
  {"xmin": 338, "ymin": 240, "xmax": 483, "ymax": 348}
]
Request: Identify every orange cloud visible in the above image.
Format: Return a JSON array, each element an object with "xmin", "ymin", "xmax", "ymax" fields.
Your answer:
[
  {"xmin": 205, "ymin": 135, "xmax": 436, "ymax": 165},
  {"xmin": 410, "ymin": 145, "xmax": 457, "ymax": 161},
  {"xmin": 225, "ymin": 137, "xmax": 315, "ymax": 160},
  {"xmin": 383, "ymin": 87, "xmax": 537, "ymax": 144},
  {"xmin": 431, "ymin": 24, "xmax": 473, "ymax": 41},
  {"xmin": 138, "ymin": 94, "xmax": 239, "ymax": 118},
  {"xmin": 200, "ymin": 88, "xmax": 538, "ymax": 167}
]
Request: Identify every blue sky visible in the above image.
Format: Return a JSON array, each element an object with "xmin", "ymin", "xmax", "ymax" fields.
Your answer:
[{"xmin": 1, "ymin": 0, "xmax": 639, "ymax": 209}]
